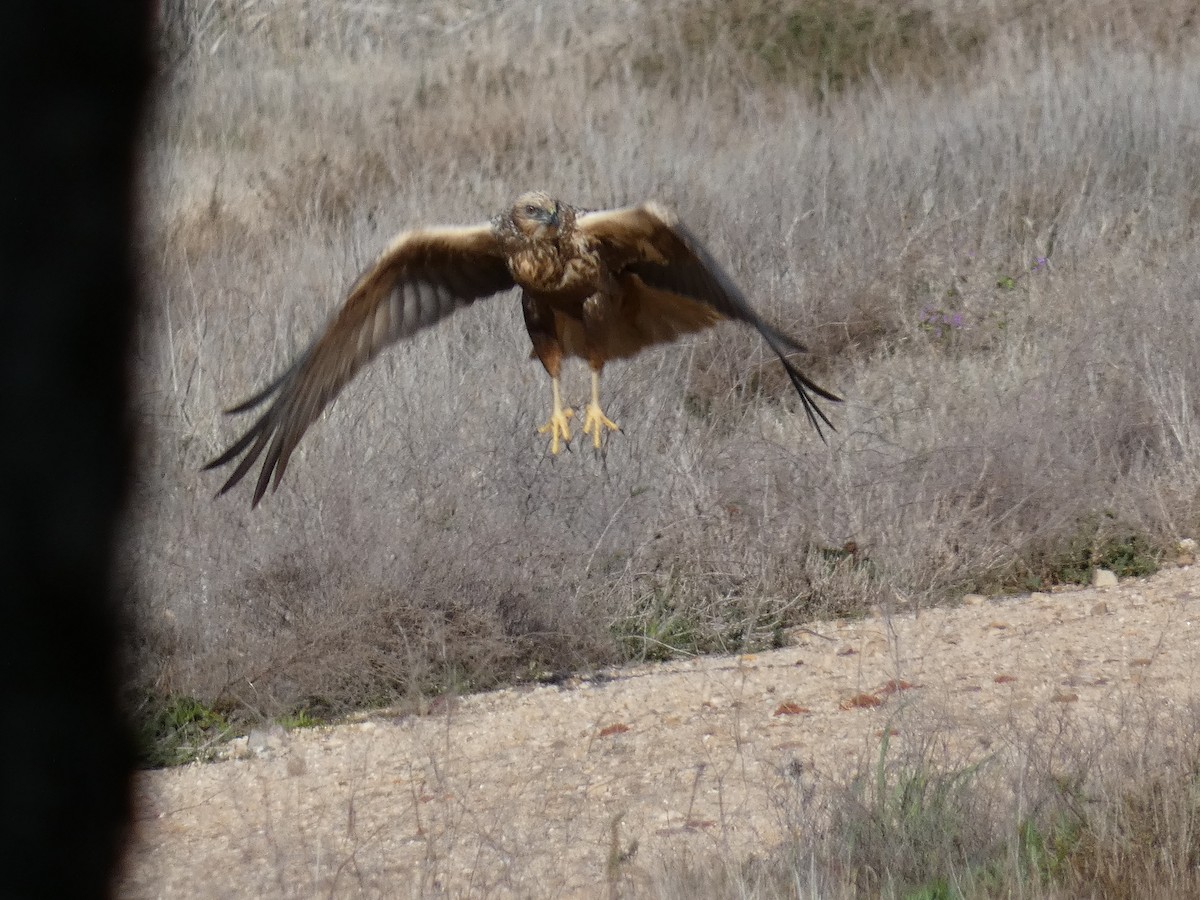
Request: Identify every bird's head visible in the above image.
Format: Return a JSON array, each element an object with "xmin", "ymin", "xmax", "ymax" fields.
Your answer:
[{"xmin": 510, "ymin": 191, "xmax": 562, "ymax": 238}]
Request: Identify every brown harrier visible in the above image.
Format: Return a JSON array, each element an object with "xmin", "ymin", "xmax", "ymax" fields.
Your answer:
[{"xmin": 206, "ymin": 191, "xmax": 840, "ymax": 506}]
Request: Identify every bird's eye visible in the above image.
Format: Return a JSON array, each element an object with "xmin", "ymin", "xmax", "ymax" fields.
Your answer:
[{"xmin": 524, "ymin": 205, "xmax": 538, "ymax": 216}]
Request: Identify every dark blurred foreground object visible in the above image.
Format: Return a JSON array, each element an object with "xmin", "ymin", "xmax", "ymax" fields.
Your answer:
[{"xmin": 0, "ymin": 2, "xmax": 149, "ymax": 896}]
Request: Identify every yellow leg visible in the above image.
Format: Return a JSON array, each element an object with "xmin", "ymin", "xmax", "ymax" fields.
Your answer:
[
  {"xmin": 582, "ymin": 370, "xmax": 619, "ymax": 449},
  {"xmin": 537, "ymin": 376, "xmax": 573, "ymax": 454}
]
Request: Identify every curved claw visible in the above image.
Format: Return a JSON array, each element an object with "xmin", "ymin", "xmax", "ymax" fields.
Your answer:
[
  {"xmin": 538, "ymin": 375, "xmax": 573, "ymax": 454},
  {"xmin": 538, "ymin": 406, "xmax": 573, "ymax": 455},
  {"xmin": 582, "ymin": 402, "xmax": 619, "ymax": 449}
]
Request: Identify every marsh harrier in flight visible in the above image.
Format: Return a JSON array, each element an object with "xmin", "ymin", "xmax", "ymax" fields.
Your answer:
[{"xmin": 206, "ymin": 192, "xmax": 840, "ymax": 505}]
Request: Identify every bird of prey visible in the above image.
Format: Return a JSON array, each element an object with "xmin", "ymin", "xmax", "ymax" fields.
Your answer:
[{"xmin": 205, "ymin": 191, "xmax": 840, "ymax": 506}]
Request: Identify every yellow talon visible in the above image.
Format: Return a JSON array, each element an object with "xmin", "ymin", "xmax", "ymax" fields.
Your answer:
[
  {"xmin": 582, "ymin": 403, "xmax": 619, "ymax": 448},
  {"xmin": 538, "ymin": 376, "xmax": 573, "ymax": 454},
  {"xmin": 538, "ymin": 407, "xmax": 573, "ymax": 454},
  {"xmin": 582, "ymin": 370, "xmax": 619, "ymax": 449}
]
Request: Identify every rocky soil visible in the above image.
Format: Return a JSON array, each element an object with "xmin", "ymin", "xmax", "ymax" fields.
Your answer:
[{"xmin": 121, "ymin": 561, "xmax": 1200, "ymax": 898}]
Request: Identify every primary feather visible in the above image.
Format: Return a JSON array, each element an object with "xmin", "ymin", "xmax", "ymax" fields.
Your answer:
[{"xmin": 206, "ymin": 193, "xmax": 841, "ymax": 506}]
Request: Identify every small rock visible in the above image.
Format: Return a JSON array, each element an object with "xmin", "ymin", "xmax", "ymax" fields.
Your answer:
[
  {"xmin": 1092, "ymin": 569, "xmax": 1118, "ymax": 588},
  {"xmin": 839, "ymin": 693, "xmax": 882, "ymax": 710},
  {"xmin": 1091, "ymin": 601, "xmax": 1110, "ymax": 616},
  {"xmin": 774, "ymin": 702, "xmax": 810, "ymax": 717},
  {"xmin": 248, "ymin": 725, "xmax": 287, "ymax": 758},
  {"xmin": 227, "ymin": 736, "xmax": 252, "ymax": 760},
  {"xmin": 961, "ymin": 594, "xmax": 986, "ymax": 607},
  {"xmin": 1179, "ymin": 538, "xmax": 1197, "ymax": 553},
  {"xmin": 1179, "ymin": 553, "xmax": 1196, "ymax": 567},
  {"xmin": 286, "ymin": 756, "xmax": 307, "ymax": 777}
]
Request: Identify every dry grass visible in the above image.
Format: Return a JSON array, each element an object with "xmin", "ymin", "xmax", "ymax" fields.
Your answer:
[
  {"xmin": 647, "ymin": 700, "xmax": 1200, "ymax": 898},
  {"xmin": 132, "ymin": 0, "xmax": 1199, "ymax": 806}
]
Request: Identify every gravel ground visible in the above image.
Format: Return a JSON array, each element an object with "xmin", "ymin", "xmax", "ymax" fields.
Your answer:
[{"xmin": 121, "ymin": 562, "xmax": 1200, "ymax": 898}]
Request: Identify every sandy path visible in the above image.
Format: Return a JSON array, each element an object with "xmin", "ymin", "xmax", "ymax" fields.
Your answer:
[{"xmin": 120, "ymin": 564, "xmax": 1200, "ymax": 898}]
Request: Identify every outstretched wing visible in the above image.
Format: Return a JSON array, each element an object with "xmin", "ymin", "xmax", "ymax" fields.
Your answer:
[
  {"xmin": 577, "ymin": 203, "xmax": 841, "ymax": 435},
  {"xmin": 205, "ymin": 224, "xmax": 514, "ymax": 506}
]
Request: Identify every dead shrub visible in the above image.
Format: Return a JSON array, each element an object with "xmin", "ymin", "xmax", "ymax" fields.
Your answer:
[{"xmin": 130, "ymin": 0, "xmax": 1200, "ymax": 762}]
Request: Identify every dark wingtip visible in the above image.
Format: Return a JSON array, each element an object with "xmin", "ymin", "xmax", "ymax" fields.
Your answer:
[
  {"xmin": 756, "ymin": 329, "xmax": 842, "ymax": 439},
  {"xmin": 202, "ymin": 409, "xmax": 278, "ymax": 507},
  {"xmin": 780, "ymin": 358, "xmax": 840, "ymax": 441},
  {"xmin": 201, "ymin": 447, "xmax": 236, "ymax": 472},
  {"xmin": 223, "ymin": 370, "xmax": 290, "ymax": 416}
]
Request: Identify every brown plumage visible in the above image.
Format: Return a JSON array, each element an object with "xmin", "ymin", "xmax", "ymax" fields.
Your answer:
[{"xmin": 205, "ymin": 191, "xmax": 841, "ymax": 506}]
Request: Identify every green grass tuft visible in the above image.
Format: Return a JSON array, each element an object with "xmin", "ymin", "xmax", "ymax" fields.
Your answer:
[{"xmin": 133, "ymin": 694, "xmax": 232, "ymax": 768}]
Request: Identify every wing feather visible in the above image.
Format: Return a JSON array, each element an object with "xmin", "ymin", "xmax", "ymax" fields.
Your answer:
[
  {"xmin": 579, "ymin": 204, "xmax": 841, "ymax": 434},
  {"xmin": 205, "ymin": 224, "xmax": 514, "ymax": 506}
]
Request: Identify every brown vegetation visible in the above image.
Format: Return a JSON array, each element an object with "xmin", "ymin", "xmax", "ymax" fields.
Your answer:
[{"xmin": 129, "ymin": 0, "xmax": 1200, "ymax": 889}]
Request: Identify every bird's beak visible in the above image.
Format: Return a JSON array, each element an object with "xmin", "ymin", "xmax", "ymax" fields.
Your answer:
[{"xmin": 548, "ymin": 202, "xmax": 560, "ymax": 227}]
